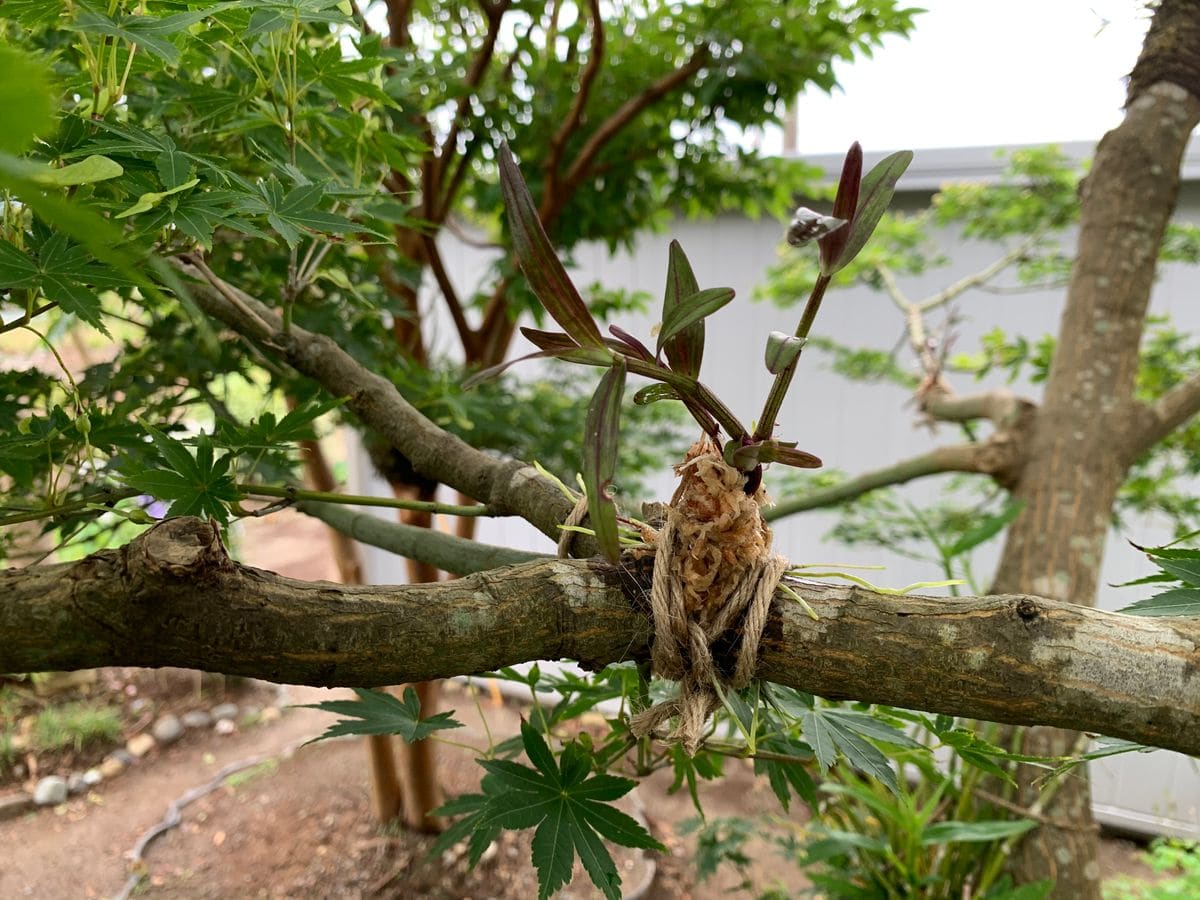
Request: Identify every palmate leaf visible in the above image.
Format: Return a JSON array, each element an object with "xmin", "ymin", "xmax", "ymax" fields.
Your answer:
[
  {"xmin": 438, "ymin": 723, "xmax": 663, "ymax": 899},
  {"xmin": 497, "ymin": 144, "xmax": 604, "ymax": 350},
  {"xmin": 298, "ymin": 687, "xmax": 463, "ymax": 744},
  {"xmin": 123, "ymin": 427, "xmax": 239, "ymax": 524},
  {"xmin": 0, "ymin": 46, "xmax": 55, "ymax": 154},
  {"xmin": 256, "ymin": 178, "xmax": 362, "ymax": 247},
  {"xmin": 582, "ymin": 357, "xmax": 626, "ymax": 564},
  {"xmin": 1119, "ymin": 587, "xmax": 1200, "ymax": 617},
  {"xmin": 800, "ymin": 706, "xmax": 900, "ymax": 793}
]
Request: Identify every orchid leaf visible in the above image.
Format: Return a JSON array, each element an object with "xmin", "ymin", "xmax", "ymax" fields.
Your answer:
[
  {"xmin": 661, "ymin": 240, "xmax": 704, "ymax": 377},
  {"xmin": 765, "ymin": 332, "xmax": 806, "ymax": 374},
  {"xmin": 656, "ymin": 287, "xmax": 734, "ymax": 358},
  {"xmin": 582, "ymin": 357, "xmax": 626, "ymax": 564},
  {"xmin": 817, "ymin": 142, "xmax": 862, "ymax": 271},
  {"xmin": 632, "ymin": 383, "xmax": 680, "ymax": 405},
  {"xmin": 826, "ymin": 149, "xmax": 913, "ymax": 274},
  {"xmin": 499, "ymin": 144, "xmax": 604, "ymax": 349}
]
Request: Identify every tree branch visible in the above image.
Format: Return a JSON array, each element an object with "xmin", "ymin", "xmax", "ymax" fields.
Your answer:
[
  {"xmin": 296, "ymin": 500, "xmax": 548, "ymax": 575},
  {"xmin": 765, "ymin": 443, "xmax": 990, "ymax": 521},
  {"xmin": 5, "ymin": 518, "xmax": 1199, "ymax": 758},
  {"xmin": 922, "ymin": 387, "xmax": 1031, "ymax": 428},
  {"xmin": 1129, "ymin": 370, "xmax": 1200, "ymax": 456},
  {"xmin": 173, "ymin": 257, "xmax": 578, "ymax": 546},
  {"xmin": 543, "ymin": 0, "xmax": 604, "ymax": 201},
  {"xmin": 420, "ymin": 232, "xmax": 477, "ymax": 356},
  {"xmin": 543, "ymin": 45, "xmax": 711, "ymax": 224}
]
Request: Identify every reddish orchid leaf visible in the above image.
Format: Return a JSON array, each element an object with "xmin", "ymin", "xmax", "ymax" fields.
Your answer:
[
  {"xmin": 661, "ymin": 240, "xmax": 704, "ymax": 377},
  {"xmin": 818, "ymin": 142, "xmax": 863, "ymax": 272},
  {"xmin": 499, "ymin": 144, "xmax": 604, "ymax": 349},
  {"xmin": 608, "ymin": 325, "xmax": 654, "ymax": 362},
  {"xmin": 825, "ymin": 149, "xmax": 913, "ymax": 275},
  {"xmin": 582, "ymin": 357, "xmax": 627, "ymax": 564},
  {"xmin": 761, "ymin": 444, "xmax": 823, "ymax": 469}
]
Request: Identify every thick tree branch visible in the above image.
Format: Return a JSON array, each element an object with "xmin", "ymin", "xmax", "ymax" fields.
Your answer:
[
  {"xmin": 174, "ymin": 257, "xmax": 577, "ymax": 546},
  {"xmin": 765, "ymin": 443, "xmax": 991, "ymax": 520},
  {"xmin": 4, "ymin": 518, "xmax": 1199, "ymax": 758},
  {"xmin": 1129, "ymin": 370, "xmax": 1200, "ymax": 456},
  {"xmin": 922, "ymin": 387, "xmax": 1031, "ymax": 428}
]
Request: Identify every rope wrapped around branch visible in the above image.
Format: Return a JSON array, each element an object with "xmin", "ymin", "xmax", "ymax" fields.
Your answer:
[{"xmin": 630, "ymin": 438, "xmax": 788, "ymax": 755}]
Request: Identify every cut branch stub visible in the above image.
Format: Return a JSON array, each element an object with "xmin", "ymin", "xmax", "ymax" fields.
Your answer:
[
  {"xmin": 498, "ymin": 143, "xmax": 604, "ymax": 349},
  {"xmin": 582, "ymin": 356, "xmax": 626, "ymax": 564}
]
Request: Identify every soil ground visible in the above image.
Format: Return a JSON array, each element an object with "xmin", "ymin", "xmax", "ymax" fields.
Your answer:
[{"xmin": 0, "ymin": 510, "xmax": 1165, "ymax": 899}]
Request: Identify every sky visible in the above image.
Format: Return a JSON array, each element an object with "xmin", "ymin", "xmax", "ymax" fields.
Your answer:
[{"xmin": 784, "ymin": 0, "xmax": 1152, "ymax": 154}]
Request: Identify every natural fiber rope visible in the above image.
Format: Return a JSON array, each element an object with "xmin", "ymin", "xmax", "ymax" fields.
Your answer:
[
  {"xmin": 557, "ymin": 494, "xmax": 591, "ymax": 559},
  {"xmin": 630, "ymin": 509, "xmax": 789, "ymax": 756}
]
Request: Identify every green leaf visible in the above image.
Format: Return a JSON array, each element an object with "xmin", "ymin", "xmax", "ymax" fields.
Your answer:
[
  {"xmin": 532, "ymin": 804, "xmax": 572, "ymax": 899},
  {"xmin": 764, "ymin": 331, "xmax": 806, "ymax": 374},
  {"xmin": 1143, "ymin": 548, "xmax": 1200, "ymax": 586},
  {"xmin": 0, "ymin": 46, "xmax": 55, "ymax": 154},
  {"xmin": 298, "ymin": 687, "xmax": 463, "ymax": 743},
  {"xmin": 30, "ymin": 156, "xmax": 124, "ymax": 187},
  {"xmin": 656, "ymin": 287, "xmax": 735, "ymax": 358},
  {"xmin": 498, "ymin": 144, "xmax": 604, "ymax": 349},
  {"xmin": 582, "ymin": 357, "xmax": 626, "ymax": 564},
  {"xmin": 825, "ymin": 149, "xmax": 914, "ymax": 275},
  {"xmin": 116, "ymin": 178, "xmax": 200, "ymax": 219},
  {"xmin": 0, "ymin": 241, "xmax": 40, "ymax": 287},
  {"xmin": 632, "ymin": 383, "xmax": 681, "ymax": 405},
  {"xmin": 801, "ymin": 707, "xmax": 899, "ymax": 792},
  {"xmin": 258, "ymin": 178, "xmax": 360, "ymax": 247},
  {"xmin": 920, "ymin": 819, "xmax": 1038, "ymax": 845},
  {"xmin": 661, "ymin": 240, "xmax": 704, "ymax": 377},
  {"xmin": 1118, "ymin": 587, "xmax": 1200, "ymax": 617},
  {"xmin": 156, "ymin": 149, "xmax": 193, "ymax": 188},
  {"xmin": 946, "ymin": 500, "xmax": 1025, "ymax": 557}
]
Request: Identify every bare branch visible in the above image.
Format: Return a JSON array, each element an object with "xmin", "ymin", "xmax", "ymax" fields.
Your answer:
[
  {"xmin": 922, "ymin": 387, "xmax": 1031, "ymax": 428},
  {"xmin": 297, "ymin": 500, "xmax": 547, "ymax": 574},
  {"xmin": 420, "ymin": 232, "xmax": 478, "ymax": 355},
  {"xmin": 543, "ymin": 0, "xmax": 604, "ymax": 199},
  {"xmin": 544, "ymin": 45, "xmax": 711, "ymax": 224},
  {"xmin": 916, "ymin": 236, "xmax": 1041, "ymax": 314},
  {"xmin": 765, "ymin": 443, "xmax": 988, "ymax": 521},
  {"xmin": 173, "ymin": 259, "xmax": 578, "ymax": 545},
  {"xmin": 1130, "ymin": 370, "xmax": 1200, "ymax": 455},
  {"xmin": 5, "ymin": 518, "xmax": 1199, "ymax": 758}
]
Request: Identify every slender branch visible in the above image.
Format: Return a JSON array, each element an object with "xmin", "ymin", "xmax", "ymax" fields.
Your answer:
[
  {"xmin": 297, "ymin": 501, "xmax": 547, "ymax": 575},
  {"xmin": 544, "ymin": 44, "xmax": 711, "ymax": 225},
  {"xmin": 765, "ymin": 443, "xmax": 988, "ymax": 521},
  {"xmin": 543, "ymin": 0, "xmax": 604, "ymax": 201},
  {"xmin": 172, "ymin": 258, "xmax": 579, "ymax": 546},
  {"xmin": 433, "ymin": 1, "xmax": 510, "ymax": 193},
  {"xmin": 243, "ymin": 484, "xmax": 493, "ymax": 517},
  {"xmin": 420, "ymin": 232, "xmax": 477, "ymax": 355},
  {"xmin": 916, "ymin": 236, "xmax": 1041, "ymax": 314},
  {"xmin": 5, "ymin": 517, "xmax": 1200, "ymax": 758},
  {"xmin": 0, "ymin": 302, "xmax": 59, "ymax": 335}
]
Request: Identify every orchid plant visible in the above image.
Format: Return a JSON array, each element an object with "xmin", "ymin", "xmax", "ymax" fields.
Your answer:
[{"xmin": 476, "ymin": 142, "xmax": 913, "ymax": 562}]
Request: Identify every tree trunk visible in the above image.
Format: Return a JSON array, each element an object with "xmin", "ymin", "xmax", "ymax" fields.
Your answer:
[{"xmin": 989, "ymin": 4, "xmax": 1200, "ymax": 894}]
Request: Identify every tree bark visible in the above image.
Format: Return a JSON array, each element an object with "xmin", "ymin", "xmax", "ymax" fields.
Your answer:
[
  {"xmin": 4, "ymin": 518, "xmax": 1198, "ymax": 756},
  {"xmin": 989, "ymin": 3, "xmax": 1200, "ymax": 894}
]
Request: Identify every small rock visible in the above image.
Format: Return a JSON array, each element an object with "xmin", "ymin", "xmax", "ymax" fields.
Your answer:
[
  {"xmin": 214, "ymin": 719, "xmax": 236, "ymax": 736},
  {"xmin": 259, "ymin": 706, "xmax": 281, "ymax": 725},
  {"xmin": 0, "ymin": 793, "xmax": 34, "ymax": 821},
  {"xmin": 99, "ymin": 756, "xmax": 126, "ymax": 779},
  {"xmin": 241, "ymin": 705, "xmax": 262, "ymax": 724},
  {"xmin": 152, "ymin": 714, "xmax": 184, "ymax": 745},
  {"xmin": 33, "ymin": 776, "xmax": 68, "ymax": 806},
  {"xmin": 111, "ymin": 748, "xmax": 135, "ymax": 767},
  {"xmin": 129, "ymin": 697, "xmax": 151, "ymax": 715},
  {"xmin": 126, "ymin": 733, "xmax": 156, "ymax": 758},
  {"xmin": 67, "ymin": 772, "xmax": 88, "ymax": 795},
  {"xmin": 210, "ymin": 702, "xmax": 239, "ymax": 722},
  {"xmin": 182, "ymin": 710, "xmax": 212, "ymax": 729},
  {"xmin": 82, "ymin": 769, "xmax": 103, "ymax": 787}
]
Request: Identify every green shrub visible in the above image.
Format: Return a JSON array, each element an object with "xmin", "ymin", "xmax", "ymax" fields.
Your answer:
[
  {"xmin": 1104, "ymin": 839, "xmax": 1200, "ymax": 899},
  {"xmin": 31, "ymin": 702, "xmax": 122, "ymax": 752}
]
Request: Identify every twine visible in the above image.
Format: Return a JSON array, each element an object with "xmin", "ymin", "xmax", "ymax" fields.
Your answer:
[
  {"xmin": 557, "ymin": 494, "xmax": 591, "ymax": 559},
  {"xmin": 630, "ymin": 509, "xmax": 789, "ymax": 756}
]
